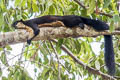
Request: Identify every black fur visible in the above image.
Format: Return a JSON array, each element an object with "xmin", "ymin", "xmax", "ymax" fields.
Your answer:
[
  {"xmin": 12, "ymin": 15, "xmax": 115, "ymax": 75},
  {"xmin": 104, "ymin": 35, "xmax": 115, "ymax": 75}
]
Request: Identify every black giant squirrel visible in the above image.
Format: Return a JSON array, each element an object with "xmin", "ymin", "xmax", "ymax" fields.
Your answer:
[{"xmin": 12, "ymin": 15, "xmax": 115, "ymax": 76}]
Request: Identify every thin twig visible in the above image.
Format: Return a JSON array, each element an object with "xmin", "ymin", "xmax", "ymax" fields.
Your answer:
[
  {"xmin": 99, "ymin": 12, "xmax": 113, "ymax": 18},
  {"xmin": 2, "ymin": 53, "xmax": 22, "ymax": 70},
  {"xmin": 18, "ymin": 43, "xmax": 26, "ymax": 61},
  {"xmin": 74, "ymin": 0, "xmax": 87, "ymax": 9},
  {"xmin": 20, "ymin": 60, "xmax": 51, "ymax": 69},
  {"xmin": 49, "ymin": 41, "xmax": 61, "ymax": 80}
]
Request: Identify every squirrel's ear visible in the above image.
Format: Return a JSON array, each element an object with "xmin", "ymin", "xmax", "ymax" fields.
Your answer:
[{"xmin": 20, "ymin": 19, "xmax": 23, "ymax": 22}]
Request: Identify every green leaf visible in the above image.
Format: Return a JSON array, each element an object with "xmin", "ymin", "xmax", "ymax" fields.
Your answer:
[
  {"xmin": 49, "ymin": 5, "xmax": 56, "ymax": 14},
  {"xmin": 0, "ymin": 12, "xmax": 4, "ymax": 27},
  {"xmin": 44, "ymin": 55, "xmax": 49, "ymax": 64},
  {"xmin": 6, "ymin": 45, "xmax": 12, "ymax": 50},
  {"xmin": 85, "ymin": 0, "xmax": 90, "ymax": 6},
  {"xmin": 2, "ymin": 77, "xmax": 8, "ymax": 80},
  {"xmin": 32, "ymin": 1, "xmax": 39, "ymax": 12},
  {"xmin": 110, "ymin": 21, "xmax": 114, "ymax": 32},
  {"xmin": 0, "ymin": 48, "xmax": 3, "ymax": 51},
  {"xmin": 56, "ymin": 39, "xmax": 63, "ymax": 53},
  {"xmin": 56, "ymin": 39, "xmax": 63, "ymax": 48},
  {"xmin": 32, "ymin": 0, "xmax": 36, "ymax": 3},
  {"xmin": 113, "ymin": 15, "xmax": 120, "ymax": 23},
  {"xmin": 34, "ymin": 68, "xmax": 37, "ymax": 73},
  {"xmin": 15, "ymin": 0, "xmax": 21, "ymax": 7},
  {"xmin": 41, "ymin": 68, "xmax": 50, "ymax": 79},
  {"xmin": 99, "ymin": 0, "xmax": 103, "ymax": 4},
  {"xmin": 21, "ymin": 0, "xmax": 27, "ymax": 7},
  {"xmin": 0, "ymin": 52, "xmax": 8, "ymax": 66},
  {"xmin": 0, "ymin": 68, "xmax": 2, "ymax": 77},
  {"xmin": 27, "ymin": 0, "xmax": 31, "ymax": 8},
  {"xmin": 103, "ymin": 0, "xmax": 111, "ymax": 8},
  {"xmin": 39, "ymin": 44, "xmax": 49, "ymax": 55},
  {"xmin": 95, "ymin": 60, "xmax": 100, "ymax": 70},
  {"xmin": 74, "ymin": 39, "xmax": 81, "ymax": 54},
  {"xmin": 87, "ymin": 0, "xmax": 95, "ymax": 14}
]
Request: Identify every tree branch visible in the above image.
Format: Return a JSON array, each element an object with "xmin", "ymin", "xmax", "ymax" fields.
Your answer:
[
  {"xmin": 73, "ymin": 0, "xmax": 113, "ymax": 18},
  {"xmin": 0, "ymin": 25, "xmax": 120, "ymax": 47},
  {"xmin": 51, "ymin": 39, "xmax": 116, "ymax": 80}
]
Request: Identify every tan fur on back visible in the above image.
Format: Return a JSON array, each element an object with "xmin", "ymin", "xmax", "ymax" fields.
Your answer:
[{"xmin": 38, "ymin": 21, "xmax": 65, "ymax": 27}]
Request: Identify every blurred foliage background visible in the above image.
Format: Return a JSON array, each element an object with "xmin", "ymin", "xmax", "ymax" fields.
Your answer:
[{"xmin": 0, "ymin": 0, "xmax": 120, "ymax": 80}]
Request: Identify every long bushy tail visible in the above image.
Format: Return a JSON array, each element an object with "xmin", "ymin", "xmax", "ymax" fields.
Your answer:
[
  {"xmin": 104, "ymin": 35, "xmax": 115, "ymax": 76},
  {"xmin": 79, "ymin": 16, "xmax": 109, "ymax": 31}
]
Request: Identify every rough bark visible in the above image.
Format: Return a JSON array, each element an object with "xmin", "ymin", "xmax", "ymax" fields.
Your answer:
[{"xmin": 0, "ymin": 24, "xmax": 120, "ymax": 47}]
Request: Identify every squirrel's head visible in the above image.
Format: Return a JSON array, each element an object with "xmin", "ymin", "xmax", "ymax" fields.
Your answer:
[{"xmin": 12, "ymin": 19, "xmax": 24, "ymax": 29}]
